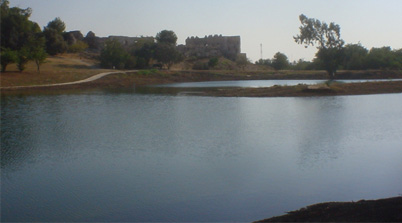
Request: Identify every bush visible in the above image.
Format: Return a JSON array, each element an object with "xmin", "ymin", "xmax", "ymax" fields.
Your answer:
[
  {"xmin": 68, "ymin": 41, "xmax": 88, "ymax": 53},
  {"xmin": 192, "ymin": 61, "xmax": 209, "ymax": 70},
  {"xmin": 208, "ymin": 57, "xmax": 219, "ymax": 68}
]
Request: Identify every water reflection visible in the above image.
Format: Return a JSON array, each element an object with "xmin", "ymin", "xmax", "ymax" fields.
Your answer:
[
  {"xmin": 294, "ymin": 97, "xmax": 345, "ymax": 168},
  {"xmin": 2, "ymin": 93, "xmax": 402, "ymax": 222}
]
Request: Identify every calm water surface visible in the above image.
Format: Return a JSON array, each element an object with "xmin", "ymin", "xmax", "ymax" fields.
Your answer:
[
  {"xmin": 153, "ymin": 79, "xmax": 396, "ymax": 88},
  {"xmin": 1, "ymin": 90, "xmax": 402, "ymax": 222}
]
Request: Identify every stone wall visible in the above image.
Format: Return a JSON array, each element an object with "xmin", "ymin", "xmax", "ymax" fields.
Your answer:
[
  {"xmin": 181, "ymin": 35, "xmax": 241, "ymax": 61},
  {"xmin": 83, "ymin": 31, "xmax": 154, "ymax": 51}
]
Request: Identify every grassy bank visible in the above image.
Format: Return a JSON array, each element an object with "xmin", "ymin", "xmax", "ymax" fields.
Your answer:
[
  {"xmin": 199, "ymin": 80, "xmax": 402, "ymax": 97},
  {"xmin": 0, "ymin": 54, "xmax": 111, "ymax": 87},
  {"xmin": 2, "ymin": 54, "xmax": 402, "ymax": 97},
  {"xmin": 255, "ymin": 196, "xmax": 402, "ymax": 222}
]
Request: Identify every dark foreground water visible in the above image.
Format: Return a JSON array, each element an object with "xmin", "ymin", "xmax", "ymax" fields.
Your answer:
[{"xmin": 1, "ymin": 91, "xmax": 402, "ymax": 222}]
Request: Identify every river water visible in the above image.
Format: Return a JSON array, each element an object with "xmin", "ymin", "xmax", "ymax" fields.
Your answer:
[{"xmin": 1, "ymin": 85, "xmax": 402, "ymax": 222}]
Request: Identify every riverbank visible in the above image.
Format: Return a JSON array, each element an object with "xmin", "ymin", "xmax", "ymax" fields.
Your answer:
[
  {"xmin": 199, "ymin": 80, "xmax": 402, "ymax": 97},
  {"xmin": 2, "ymin": 70, "xmax": 402, "ymax": 97},
  {"xmin": 255, "ymin": 196, "xmax": 402, "ymax": 222}
]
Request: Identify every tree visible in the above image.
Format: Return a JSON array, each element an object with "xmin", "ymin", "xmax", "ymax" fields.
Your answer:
[
  {"xmin": 0, "ymin": 47, "xmax": 17, "ymax": 72},
  {"xmin": 291, "ymin": 59, "xmax": 315, "ymax": 70},
  {"xmin": 154, "ymin": 43, "xmax": 183, "ymax": 70},
  {"xmin": 16, "ymin": 47, "xmax": 29, "ymax": 72},
  {"xmin": 365, "ymin": 47, "xmax": 400, "ymax": 70},
  {"xmin": 155, "ymin": 30, "xmax": 178, "ymax": 45},
  {"xmin": 342, "ymin": 43, "xmax": 368, "ymax": 70},
  {"xmin": 272, "ymin": 52, "xmax": 289, "ymax": 70},
  {"xmin": 131, "ymin": 39, "xmax": 156, "ymax": 68},
  {"xmin": 294, "ymin": 14, "xmax": 345, "ymax": 78},
  {"xmin": 30, "ymin": 47, "xmax": 47, "ymax": 73},
  {"xmin": 99, "ymin": 39, "xmax": 130, "ymax": 69},
  {"xmin": 28, "ymin": 37, "xmax": 47, "ymax": 73},
  {"xmin": 255, "ymin": 59, "xmax": 272, "ymax": 66},
  {"xmin": 1, "ymin": 0, "xmax": 41, "ymax": 50},
  {"xmin": 46, "ymin": 17, "xmax": 65, "ymax": 33},
  {"xmin": 43, "ymin": 17, "xmax": 68, "ymax": 55}
]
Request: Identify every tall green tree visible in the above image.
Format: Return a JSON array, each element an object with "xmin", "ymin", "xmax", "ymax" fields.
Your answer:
[
  {"xmin": 43, "ymin": 17, "xmax": 68, "ymax": 55},
  {"xmin": 294, "ymin": 14, "xmax": 345, "ymax": 79},
  {"xmin": 154, "ymin": 30, "xmax": 182, "ymax": 69},
  {"xmin": 271, "ymin": 52, "xmax": 289, "ymax": 70}
]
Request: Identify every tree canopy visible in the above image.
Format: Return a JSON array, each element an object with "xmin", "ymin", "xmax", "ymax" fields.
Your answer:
[
  {"xmin": 1, "ymin": 0, "xmax": 47, "ymax": 72},
  {"xmin": 99, "ymin": 39, "xmax": 130, "ymax": 69},
  {"xmin": 294, "ymin": 14, "xmax": 345, "ymax": 78},
  {"xmin": 1, "ymin": 0, "xmax": 41, "ymax": 50},
  {"xmin": 43, "ymin": 17, "xmax": 68, "ymax": 55},
  {"xmin": 272, "ymin": 52, "xmax": 289, "ymax": 70},
  {"xmin": 155, "ymin": 30, "xmax": 178, "ymax": 45}
]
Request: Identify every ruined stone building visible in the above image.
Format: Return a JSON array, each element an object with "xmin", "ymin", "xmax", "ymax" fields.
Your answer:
[
  {"xmin": 178, "ymin": 35, "xmax": 241, "ymax": 61},
  {"xmin": 71, "ymin": 31, "xmax": 243, "ymax": 61},
  {"xmin": 81, "ymin": 31, "xmax": 154, "ymax": 52}
]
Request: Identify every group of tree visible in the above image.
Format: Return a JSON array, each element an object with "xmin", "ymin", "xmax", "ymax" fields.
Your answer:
[
  {"xmin": 1, "ymin": 0, "xmax": 46, "ymax": 72},
  {"xmin": 256, "ymin": 15, "xmax": 402, "ymax": 77},
  {"xmin": 255, "ymin": 52, "xmax": 290, "ymax": 70},
  {"xmin": 99, "ymin": 30, "xmax": 183, "ymax": 70},
  {"xmin": 293, "ymin": 14, "xmax": 402, "ymax": 78},
  {"xmin": 1, "ymin": 0, "xmax": 88, "ymax": 72}
]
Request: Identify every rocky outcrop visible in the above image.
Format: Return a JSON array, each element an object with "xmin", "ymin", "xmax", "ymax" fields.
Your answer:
[{"xmin": 64, "ymin": 31, "xmax": 84, "ymax": 45}]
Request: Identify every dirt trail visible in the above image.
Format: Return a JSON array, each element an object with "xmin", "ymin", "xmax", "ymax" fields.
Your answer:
[{"xmin": 0, "ymin": 70, "xmax": 137, "ymax": 89}]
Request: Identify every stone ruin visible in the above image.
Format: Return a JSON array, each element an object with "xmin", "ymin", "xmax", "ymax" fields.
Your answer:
[
  {"xmin": 179, "ymin": 35, "xmax": 241, "ymax": 61},
  {"xmin": 63, "ymin": 30, "xmax": 84, "ymax": 45},
  {"xmin": 81, "ymin": 31, "xmax": 154, "ymax": 52},
  {"xmin": 69, "ymin": 31, "xmax": 243, "ymax": 61}
]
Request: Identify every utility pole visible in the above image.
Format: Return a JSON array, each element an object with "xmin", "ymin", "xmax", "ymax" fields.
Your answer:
[{"xmin": 260, "ymin": 43, "xmax": 263, "ymax": 60}]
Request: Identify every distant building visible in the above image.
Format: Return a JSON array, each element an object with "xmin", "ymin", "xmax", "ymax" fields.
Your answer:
[
  {"xmin": 81, "ymin": 31, "xmax": 244, "ymax": 61},
  {"xmin": 178, "ymin": 35, "xmax": 241, "ymax": 61},
  {"xmin": 83, "ymin": 31, "xmax": 154, "ymax": 52}
]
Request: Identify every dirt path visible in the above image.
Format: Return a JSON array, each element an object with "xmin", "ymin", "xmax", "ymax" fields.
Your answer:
[{"xmin": 0, "ymin": 70, "xmax": 137, "ymax": 90}]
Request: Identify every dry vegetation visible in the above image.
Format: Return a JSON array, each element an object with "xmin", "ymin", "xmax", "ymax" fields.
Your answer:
[
  {"xmin": 0, "ymin": 53, "xmax": 111, "ymax": 87},
  {"xmin": 2, "ymin": 54, "xmax": 402, "ymax": 98}
]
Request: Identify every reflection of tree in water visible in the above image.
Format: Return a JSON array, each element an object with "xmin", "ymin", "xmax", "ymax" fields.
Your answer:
[{"xmin": 294, "ymin": 97, "xmax": 346, "ymax": 169}]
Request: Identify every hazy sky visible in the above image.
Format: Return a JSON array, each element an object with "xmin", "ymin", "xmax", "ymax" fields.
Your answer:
[{"xmin": 10, "ymin": 0, "xmax": 402, "ymax": 62}]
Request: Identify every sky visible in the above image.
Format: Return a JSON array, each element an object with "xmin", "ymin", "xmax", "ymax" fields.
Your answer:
[{"xmin": 9, "ymin": 0, "xmax": 402, "ymax": 62}]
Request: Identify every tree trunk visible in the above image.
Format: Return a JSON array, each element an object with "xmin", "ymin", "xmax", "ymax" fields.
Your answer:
[{"xmin": 36, "ymin": 61, "xmax": 40, "ymax": 73}]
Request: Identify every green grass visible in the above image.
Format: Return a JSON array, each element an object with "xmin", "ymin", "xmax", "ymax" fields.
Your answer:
[{"xmin": 137, "ymin": 69, "xmax": 159, "ymax": 76}]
